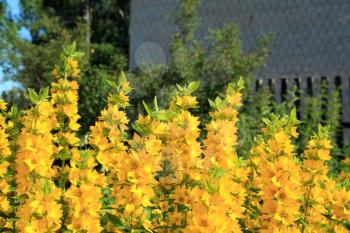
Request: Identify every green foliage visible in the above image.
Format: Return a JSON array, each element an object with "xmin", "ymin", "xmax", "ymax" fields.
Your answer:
[
  {"xmin": 245, "ymin": 80, "xmax": 346, "ymax": 174},
  {"xmin": 0, "ymin": 0, "xmax": 129, "ymax": 135},
  {"xmin": 299, "ymin": 80, "xmax": 343, "ymax": 157},
  {"xmin": 25, "ymin": 86, "xmax": 49, "ymax": 104},
  {"xmin": 326, "ymin": 86, "xmax": 342, "ymax": 148},
  {"xmin": 238, "ymin": 87, "xmax": 274, "ymax": 155},
  {"xmin": 174, "ymin": 0, "xmax": 200, "ymax": 43},
  {"xmin": 105, "ymin": 212, "xmax": 128, "ymax": 231},
  {"xmin": 129, "ymin": 0, "xmax": 273, "ymax": 129}
]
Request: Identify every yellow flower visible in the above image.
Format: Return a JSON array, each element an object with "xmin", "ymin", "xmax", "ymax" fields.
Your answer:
[
  {"xmin": 176, "ymin": 95, "xmax": 198, "ymax": 109},
  {"xmin": 0, "ymin": 100, "xmax": 7, "ymax": 111},
  {"xmin": 274, "ymin": 206, "xmax": 295, "ymax": 225},
  {"xmin": 67, "ymin": 58, "xmax": 80, "ymax": 78},
  {"xmin": 335, "ymin": 224, "xmax": 348, "ymax": 233},
  {"xmin": 227, "ymin": 92, "xmax": 242, "ymax": 105}
]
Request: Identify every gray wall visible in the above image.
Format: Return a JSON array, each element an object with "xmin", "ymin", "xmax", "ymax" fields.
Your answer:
[{"xmin": 129, "ymin": 0, "xmax": 350, "ymax": 78}]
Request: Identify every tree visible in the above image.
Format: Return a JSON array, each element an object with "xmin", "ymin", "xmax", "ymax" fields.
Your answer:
[{"xmin": 0, "ymin": 0, "xmax": 129, "ymax": 134}]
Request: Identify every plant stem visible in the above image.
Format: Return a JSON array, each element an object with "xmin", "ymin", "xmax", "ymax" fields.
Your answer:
[{"xmin": 301, "ymin": 175, "xmax": 314, "ymax": 233}]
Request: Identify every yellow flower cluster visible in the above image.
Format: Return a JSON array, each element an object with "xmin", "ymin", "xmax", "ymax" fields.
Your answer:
[
  {"xmin": 299, "ymin": 129, "xmax": 349, "ymax": 232},
  {"xmin": 15, "ymin": 99, "xmax": 62, "ymax": 232},
  {"xmin": 52, "ymin": 44, "xmax": 105, "ymax": 232},
  {"xmin": 248, "ymin": 119, "xmax": 302, "ymax": 232},
  {"xmin": 65, "ymin": 149, "xmax": 105, "ymax": 232},
  {"xmin": 0, "ymin": 101, "xmax": 11, "ymax": 223},
  {"xmin": 0, "ymin": 45, "xmax": 349, "ymax": 233},
  {"xmin": 185, "ymin": 82, "xmax": 247, "ymax": 233}
]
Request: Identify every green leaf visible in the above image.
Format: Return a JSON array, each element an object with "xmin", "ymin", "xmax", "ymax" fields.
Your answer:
[
  {"xmin": 42, "ymin": 179, "xmax": 51, "ymax": 195},
  {"xmin": 208, "ymin": 165, "xmax": 226, "ymax": 180},
  {"xmin": 132, "ymin": 122, "xmax": 148, "ymax": 136},
  {"xmin": 143, "ymin": 101, "xmax": 153, "ymax": 117},
  {"xmin": 237, "ymin": 76, "xmax": 245, "ymax": 90},
  {"xmin": 214, "ymin": 97, "xmax": 225, "ymax": 109},
  {"xmin": 118, "ymin": 71, "xmax": 127, "ymax": 88},
  {"xmin": 208, "ymin": 99, "xmax": 216, "ymax": 109},
  {"xmin": 290, "ymin": 107, "xmax": 298, "ymax": 124},
  {"xmin": 26, "ymin": 88, "xmax": 39, "ymax": 103},
  {"xmin": 188, "ymin": 81, "xmax": 200, "ymax": 92},
  {"xmin": 39, "ymin": 87, "xmax": 49, "ymax": 100},
  {"xmin": 25, "ymin": 87, "xmax": 50, "ymax": 104},
  {"xmin": 176, "ymin": 84, "xmax": 183, "ymax": 92},
  {"xmin": 154, "ymin": 96, "xmax": 159, "ymax": 112},
  {"xmin": 56, "ymin": 150, "xmax": 72, "ymax": 160},
  {"xmin": 105, "ymin": 212, "xmax": 128, "ymax": 230},
  {"xmin": 106, "ymin": 80, "xmax": 118, "ymax": 89},
  {"xmin": 157, "ymin": 111, "xmax": 177, "ymax": 121},
  {"xmin": 64, "ymin": 41, "xmax": 77, "ymax": 57},
  {"xmin": 7, "ymin": 217, "xmax": 19, "ymax": 223},
  {"xmin": 226, "ymin": 83, "xmax": 235, "ymax": 95},
  {"xmin": 261, "ymin": 118, "xmax": 271, "ymax": 127}
]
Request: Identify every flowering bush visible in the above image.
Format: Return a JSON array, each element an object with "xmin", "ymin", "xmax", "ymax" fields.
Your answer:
[{"xmin": 0, "ymin": 44, "xmax": 349, "ymax": 233}]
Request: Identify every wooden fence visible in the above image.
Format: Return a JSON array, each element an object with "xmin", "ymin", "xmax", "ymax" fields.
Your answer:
[{"xmin": 252, "ymin": 76, "xmax": 350, "ymax": 150}]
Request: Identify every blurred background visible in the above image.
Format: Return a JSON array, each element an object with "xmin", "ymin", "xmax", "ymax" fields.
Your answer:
[{"xmin": 0, "ymin": 0, "xmax": 349, "ymax": 160}]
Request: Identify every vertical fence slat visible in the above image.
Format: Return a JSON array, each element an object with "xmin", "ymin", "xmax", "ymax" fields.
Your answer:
[
  {"xmin": 327, "ymin": 76, "xmax": 334, "ymax": 93},
  {"xmin": 257, "ymin": 78, "xmax": 264, "ymax": 91},
  {"xmin": 274, "ymin": 78, "xmax": 281, "ymax": 104},
  {"xmin": 344, "ymin": 128, "xmax": 350, "ymax": 146},
  {"xmin": 286, "ymin": 77, "xmax": 294, "ymax": 95},
  {"xmin": 312, "ymin": 77, "xmax": 321, "ymax": 97},
  {"xmin": 268, "ymin": 79, "xmax": 273, "ymax": 94},
  {"xmin": 253, "ymin": 75, "xmax": 350, "ymax": 147}
]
